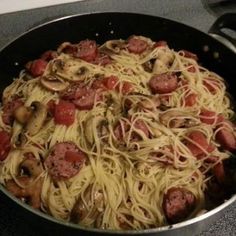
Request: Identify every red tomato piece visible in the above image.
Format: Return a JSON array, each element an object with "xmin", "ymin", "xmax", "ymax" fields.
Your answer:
[
  {"xmin": 54, "ymin": 100, "xmax": 76, "ymax": 126},
  {"xmin": 121, "ymin": 81, "xmax": 134, "ymax": 94},
  {"xmin": 0, "ymin": 130, "xmax": 11, "ymax": 161},
  {"xmin": 103, "ymin": 76, "xmax": 119, "ymax": 90},
  {"xmin": 26, "ymin": 59, "xmax": 48, "ymax": 77}
]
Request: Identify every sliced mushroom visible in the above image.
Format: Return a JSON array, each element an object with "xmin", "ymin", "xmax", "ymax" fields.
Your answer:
[
  {"xmin": 57, "ymin": 42, "xmax": 76, "ymax": 54},
  {"xmin": 20, "ymin": 156, "xmax": 43, "ymax": 178},
  {"xmin": 40, "ymin": 75, "xmax": 69, "ymax": 92},
  {"xmin": 5, "ymin": 155, "xmax": 43, "ymax": 209},
  {"xmin": 138, "ymin": 95, "xmax": 161, "ymax": 110},
  {"xmin": 75, "ymin": 66, "xmax": 90, "ymax": 80},
  {"xmin": 84, "ymin": 116, "xmax": 106, "ymax": 145},
  {"xmin": 101, "ymin": 39, "xmax": 125, "ymax": 54},
  {"xmin": 25, "ymin": 102, "xmax": 47, "ymax": 136},
  {"xmin": 14, "ymin": 105, "xmax": 33, "ymax": 124},
  {"xmin": 50, "ymin": 59, "xmax": 66, "ymax": 74},
  {"xmin": 153, "ymin": 50, "xmax": 175, "ymax": 74},
  {"xmin": 6, "ymin": 176, "xmax": 42, "ymax": 209},
  {"xmin": 14, "ymin": 132, "xmax": 27, "ymax": 147},
  {"xmin": 160, "ymin": 110, "xmax": 198, "ymax": 128},
  {"xmin": 70, "ymin": 185, "xmax": 104, "ymax": 226}
]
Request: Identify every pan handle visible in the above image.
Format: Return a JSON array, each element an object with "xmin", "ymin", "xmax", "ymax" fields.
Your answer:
[{"xmin": 209, "ymin": 13, "xmax": 236, "ymax": 53}]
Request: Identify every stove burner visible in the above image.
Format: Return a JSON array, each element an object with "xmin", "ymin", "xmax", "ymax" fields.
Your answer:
[{"xmin": 202, "ymin": 0, "xmax": 236, "ymax": 16}]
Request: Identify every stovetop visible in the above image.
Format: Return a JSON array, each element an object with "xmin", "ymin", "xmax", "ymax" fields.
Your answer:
[{"xmin": 0, "ymin": 0, "xmax": 236, "ymax": 235}]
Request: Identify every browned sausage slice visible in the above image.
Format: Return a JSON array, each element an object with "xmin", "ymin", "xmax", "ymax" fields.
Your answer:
[
  {"xmin": 181, "ymin": 50, "xmax": 198, "ymax": 61},
  {"xmin": 44, "ymin": 142, "xmax": 86, "ymax": 181},
  {"xmin": 76, "ymin": 40, "xmax": 98, "ymax": 62},
  {"xmin": 216, "ymin": 121, "xmax": 236, "ymax": 151},
  {"xmin": 149, "ymin": 73, "xmax": 178, "ymax": 94},
  {"xmin": 162, "ymin": 187, "xmax": 196, "ymax": 223},
  {"xmin": 2, "ymin": 98, "xmax": 24, "ymax": 125},
  {"xmin": 127, "ymin": 37, "xmax": 148, "ymax": 54}
]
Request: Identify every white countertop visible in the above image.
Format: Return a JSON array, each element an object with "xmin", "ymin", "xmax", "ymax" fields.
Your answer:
[{"xmin": 0, "ymin": 0, "xmax": 83, "ymax": 14}]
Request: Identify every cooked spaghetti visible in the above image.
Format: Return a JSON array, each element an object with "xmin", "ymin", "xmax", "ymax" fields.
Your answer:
[{"xmin": 0, "ymin": 36, "xmax": 236, "ymax": 230}]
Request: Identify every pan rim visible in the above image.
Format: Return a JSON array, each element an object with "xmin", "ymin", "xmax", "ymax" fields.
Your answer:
[{"xmin": 0, "ymin": 11, "xmax": 236, "ymax": 234}]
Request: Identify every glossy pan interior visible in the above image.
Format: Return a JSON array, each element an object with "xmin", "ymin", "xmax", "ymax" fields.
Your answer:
[{"xmin": 0, "ymin": 12, "xmax": 236, "ymax": 235}]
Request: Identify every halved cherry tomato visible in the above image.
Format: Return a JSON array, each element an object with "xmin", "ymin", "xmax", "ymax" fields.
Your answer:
[
  {"xmin": 103, "ymin": 76, "xmax": 119, "ymax": 90},
  {"xmin": 120, "ymin": 81, "xmax": 134, "ymax": 94},
  {"xmin": 54, "ymin": 100, "xmax": 75, "ymax": 126},
  {"xmin": 26, "ymin": 59, "xmax": 48, "ymax": 77}
]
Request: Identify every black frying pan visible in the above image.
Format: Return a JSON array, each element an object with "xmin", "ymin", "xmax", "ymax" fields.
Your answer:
[{"xmin": 0, "ymin": 12, "xmax": 236, "ymax": 236}]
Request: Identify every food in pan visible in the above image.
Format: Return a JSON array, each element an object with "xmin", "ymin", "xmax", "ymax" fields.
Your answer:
[{"xmin": 0, "ymin": 35, "xmax": 236, "ymax": 230}]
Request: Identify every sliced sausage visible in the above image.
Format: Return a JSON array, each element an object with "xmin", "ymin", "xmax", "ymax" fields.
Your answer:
[
  {"xmin": 149, "ymin": 73, "xmax": 178, "ymax": 94},
  {"xmin": 181, "ymin": 50, "xmax": 198, "ymax": 61},
  {"xmin": 76, "ymin": 40, "xmax": 98, "ymax": 62},
  {"xmin": 44, "ymin": 142, "xmax": 86, "ymax": 181},
  {"xmin": 200, "ymin": 109, "xmax": 218, "ymax": 125},
  {"xmin": 185, "ymin": 131, "xmax": 215, "ymax": 158},
  {"xmin": 72, "ymin": 88, "xmax": 100, "ymax": 110},
  {"xmin": 127, "ymin": 37, "xmax": 148, "ymax": 54},
  {"xmin": 2, "ymin": 98, "xmax": 24, "ymax": 125},
  {"xmin": 162, "ymin": 187, "xmax": 196, "ymax": 223},
  {"xmin": 93, "ymin": 53, "xmax": 111, "ymax": 66},
  {"xmin": 0, "ymin": 130, "xmax": 11, "ymax": 161},
  {"xmin": 215, "ymin": 121, "xmax": 236, "ymax": 151},
  {"xmin": 203, "ymin": 77, "xmax": 221, "ymax": 94},
  {"xmin": 133, "ymin": 119, "xmax": 150, "ymax": 138}
]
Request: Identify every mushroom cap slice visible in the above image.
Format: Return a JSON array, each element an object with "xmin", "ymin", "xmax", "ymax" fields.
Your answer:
[
  {"xmin": 25, "ymin": 102, "xmax": 47, "ymax": 136},
  {"xmin": 40, "ymin": 75, "xmax": 69, "ymax": 92}
]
